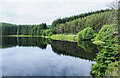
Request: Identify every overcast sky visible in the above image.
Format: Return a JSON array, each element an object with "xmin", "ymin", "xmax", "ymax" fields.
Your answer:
[{"xmin": 0, "ymin": 0, "xmax": 115, "ymax": 25}]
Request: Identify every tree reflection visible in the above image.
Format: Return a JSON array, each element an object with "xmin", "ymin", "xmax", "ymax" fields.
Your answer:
[
  {"xmin": 2, "ymin": 37, "xmax": 52, "ymax": 49},
  {"xmin": 51, "ymin": 40, "xmax": 98, "ymax": 61},
  {"xmin": 2, "ymin": 37, "xmax": 98, "ymax": 61}
]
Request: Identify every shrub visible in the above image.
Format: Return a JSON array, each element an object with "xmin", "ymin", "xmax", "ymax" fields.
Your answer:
[
  {"xmin": 42, "ymin": 29, "xmax": 53, "ymax": 36},
  {"xmin": 94, "ymin": 25, "xmax": 118, "ymax": 42},
  {"xmin": 42, "ymin": 31, "xmax": 46, "ymax": 36},
  {"xmin": 48, "ymin": 32, "xmax": 53, "ymax": 36},
  {"xmin": 91, "ymin": 44, "xmax": 119, "ymax": 77},
  {"xmin": 77, "ymin": 31, "xmax": 83, "ymax": 40},
  {"xmin": 45, "ymin": 29, "xmax": 50, "ymax": 36},
  {"xmin": 77, "ymin": 27, "xmax": 95, "ymax": 40}
]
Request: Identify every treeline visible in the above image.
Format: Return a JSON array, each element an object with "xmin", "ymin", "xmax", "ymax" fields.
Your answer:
[
  {"xmin": 52, "ymin": 10, "xmax": 114, "ymax": 34},
  {"xmin": 2, "ymin": 23, "xmax": 17, "ymax": 35},
  {"xmin": 2, "ymin": 23, "xmax": 48, "ymax": 35},
  {"xmin": 18, "ymin": 23, "xmax": 47, "ymax": 35},
  {"xmin": 52, "ymin": 9, "xmax": 111, "ymax": 27}
]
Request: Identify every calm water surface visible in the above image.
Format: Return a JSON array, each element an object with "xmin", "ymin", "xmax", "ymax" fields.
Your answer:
[{"xmin": 1, "ymin": 37, "xmax": 98, "ymax": 76}]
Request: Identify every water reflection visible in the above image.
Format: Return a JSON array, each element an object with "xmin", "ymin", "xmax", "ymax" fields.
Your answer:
[
  {"xmin": 51, "ymin": 40, "xmax": 98, "ymax": 61},
  {"xmin": 2, "ymin": 37, "xmax": 98, "ymax": 61},
  {"xmin": 1, "ymin": 37, "xmax": 98, "ymax": 76},
  {"xmin": 2, "ymin": 37, "xmax": 50, "ymax": 49}
]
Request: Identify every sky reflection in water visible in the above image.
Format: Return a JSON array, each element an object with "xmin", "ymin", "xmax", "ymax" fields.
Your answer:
[{"xmin": 2, "ymin": 45, "xmax": 94, "ymax": 76}]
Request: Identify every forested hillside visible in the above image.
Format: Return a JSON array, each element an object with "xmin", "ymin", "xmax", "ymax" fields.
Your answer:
[
  {"xmin": 1, "ymin": 9, "xmax": 114, "ymax": 36},
  {"xmin": 52, "ymin": 10, "xmax": 114, "ymax": 34},
  {"xmin": 52, "ymin": 9, "xmax": 110, "ymax": 27}
]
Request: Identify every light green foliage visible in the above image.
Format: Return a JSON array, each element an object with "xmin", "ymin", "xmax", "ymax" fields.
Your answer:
[
  {"xmin": 77, "ymin": 31, "xmax": 83, "ymax": 40},
  {"xmin": 77, "ymin": 27, "xmax": 95, "ymax": 40},
  {"xmin": 41, "ymin": 29, "xmax": 53, "ymax": 36},
  {"xmin": 44, "ymin": 29, "xmax": 53, "ymax": 36},
  {"xmin": 48, "ymin": 32, "xmax": 53, "ymax": 36},
  {"xmin": 93, "ymin": 41, "xmax": 105, "ymax": 45},
  {"xmin": 91, "ymin": 43, "xmax": 119, "ymax": 77},
  {"xmin": 106, "ymin": 61, "xmax": 120, "ymax": 76},
  {"xmin": 94, "ymin": 25, "xmax": 118, "ymax": 42}
]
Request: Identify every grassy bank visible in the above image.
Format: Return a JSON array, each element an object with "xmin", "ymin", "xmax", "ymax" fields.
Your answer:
[
  {"xmin": 3, "ymin": 34, "xmax": 79, "ymax": 42},
  {"xmin": 50, "ymin": 34, "xmax": 78, "ymax": 42}
]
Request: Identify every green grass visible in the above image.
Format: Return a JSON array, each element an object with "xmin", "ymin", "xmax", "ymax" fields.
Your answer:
[{"xmin": 50, "ymin": 34, "xmax": 78, "ymax": 42}]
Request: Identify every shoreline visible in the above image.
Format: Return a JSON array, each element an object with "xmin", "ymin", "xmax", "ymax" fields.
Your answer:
[{"xmin": 2, "ymin": 34, "xmax": 78, "ymax": 42}]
